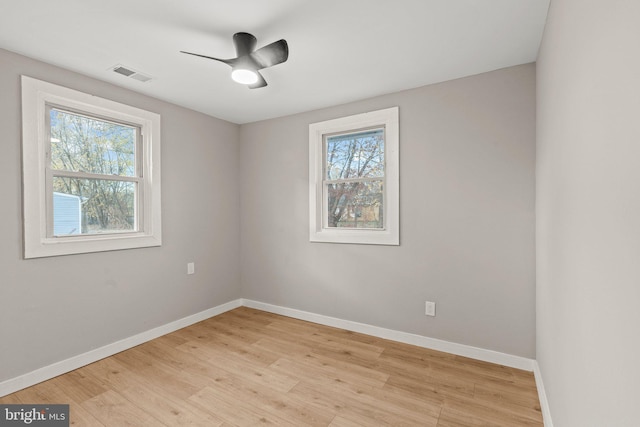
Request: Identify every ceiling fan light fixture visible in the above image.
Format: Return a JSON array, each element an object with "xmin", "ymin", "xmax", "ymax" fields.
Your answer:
[
  {"xmin": 181, "ymin": 32, "xmax": 288, "ymax": 89},
  {"xmin": 231, "ymin": 68, "xmax": 259, "ymax": 85}
]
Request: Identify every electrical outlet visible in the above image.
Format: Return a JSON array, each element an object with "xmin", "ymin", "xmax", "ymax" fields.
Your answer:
[
  {"xmin": 187, "ymin": 262, "xmax": 195, "ymax": 275},
  {"xmin": 425, "ymin": 301, "xmax": 436, "ymax": 317}
]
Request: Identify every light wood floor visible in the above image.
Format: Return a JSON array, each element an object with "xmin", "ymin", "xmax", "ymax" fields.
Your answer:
[{"xmin": 0, "ymin": 307, "xmax": 543, "ymax": 426}]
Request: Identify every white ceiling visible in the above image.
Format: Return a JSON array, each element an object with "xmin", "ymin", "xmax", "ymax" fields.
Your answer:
[{"xmin": 0, "ymin": 0, "xmax": 549, "ymax": 124}]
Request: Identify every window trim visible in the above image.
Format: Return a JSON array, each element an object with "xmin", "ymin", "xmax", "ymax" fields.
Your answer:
[
  {"xmin": 22, "ymin": 76, "xmax": 162, "ymax": 258},
  {"xmin": 309, "ymin": 107, "xmax": 399, "ymax": 245}
]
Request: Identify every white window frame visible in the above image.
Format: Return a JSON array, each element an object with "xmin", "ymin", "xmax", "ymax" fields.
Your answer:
[
  {"xmin": 22, "ymin": 76, "xmax": 162, "ymax": 258},
  {"xmin": 309, "ymin": 107, "xmax": 399, "ymax": 245}
]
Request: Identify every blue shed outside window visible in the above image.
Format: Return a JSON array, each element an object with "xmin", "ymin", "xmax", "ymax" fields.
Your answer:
[{"xmin": 53, "ymin": 192, "xmax": 81, "ymax": 236}]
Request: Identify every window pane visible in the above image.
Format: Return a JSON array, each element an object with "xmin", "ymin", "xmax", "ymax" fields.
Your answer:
[
  {"xmin": 326, "ymin": 180, "xmax": 383, "ymax": 229},
  {"xmin": 52, "ymin": 177, "xmax": 136, "ymax": 236},
  {"xmin": 50, "ymin": 108, "xmax": 136, "ymax": 177},
  {"xmin": 326, "ymin": 129, "xmax": 384, "ymax": 180}
]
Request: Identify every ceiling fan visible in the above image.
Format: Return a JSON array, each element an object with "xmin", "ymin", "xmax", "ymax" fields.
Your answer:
[{"xmin": 181, "ymin": 32, "xmax": 289, "ymax": 89}]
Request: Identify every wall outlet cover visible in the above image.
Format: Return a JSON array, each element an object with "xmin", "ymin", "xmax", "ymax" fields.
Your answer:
[{"xmin": 425, "ymin": 301, "xmax": 436, "ymax": 316}]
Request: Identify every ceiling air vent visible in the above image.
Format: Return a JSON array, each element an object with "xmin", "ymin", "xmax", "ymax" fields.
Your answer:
[{"xmin": 111, "ymin": 64, "xmax": 153, "ymax": 83}]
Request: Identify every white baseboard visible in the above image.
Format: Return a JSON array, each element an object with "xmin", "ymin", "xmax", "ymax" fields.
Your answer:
[
  {"xmin": 533, "ymin": 361, "xmax": 554, "ymax": 427},
  {"xmin": 1, "ymin": 297, "xmax": 540, "ymax": 400},
  {"xmin": 241, "ymin": 299, "xmax": 536, "ymax": 372},
  {"xmin": 0, "ymin": 299, "xmax": 242, "ymax": 397}
]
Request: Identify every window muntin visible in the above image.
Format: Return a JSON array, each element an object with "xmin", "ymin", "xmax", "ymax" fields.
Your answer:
[
  {"xmin": 22, "ymin": 76, "xmax": 162, "ymax": 258},
  {"xmin": 309, "ymin": 107, "xmax": 399, "ymax": 245},
  {"xmin": 324, "ymin": 128, "xmax": 385, "ymax": 229}
]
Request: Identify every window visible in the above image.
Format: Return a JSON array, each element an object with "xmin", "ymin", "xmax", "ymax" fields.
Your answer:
[
  {"xmin": 325, "ymin": 129, "xmax": 385, "ymax": 229},
  {"xmin": 309, "ymin": 107, "xmax": 399, "ymax": 245},
  {"xmin": 22, "ymin": 76, "xmax": 161, "ymax": 258}
]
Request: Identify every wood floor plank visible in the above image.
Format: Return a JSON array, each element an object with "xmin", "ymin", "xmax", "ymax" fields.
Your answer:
[
  {"xmin": 270, "ymin": 355, "xmax": 388, "ymax": 389},
  {"xmin": 80, "ymin": 390, "xmax": 163, "ymax": 426},
  {"xmin": 119, "ymin": 384, "xmax": 225, "ymax": 426},
  {"xmin": 252, "ymin": 335, "xmax": 315, "ymax": 358},
  {"xmin": 305, "ymin": 330, "xmax": 386, "ymax": 362},
  {"xmin": 179, "ymin": 322, "xmax": 282, "ymax": 367},
  {"xmin": 12, "ymin": 378, "xmax": 66, "ymax": 404},
  {"xmin": 177, "ymin": 340, "xmax": 300, "ymax": 393},
  {"xmin": 291, "ymin": 380, "xmax": 439, "ymax": 426},
  {"xmin": 438, "ymin": 395, "xmax": 542, "ymax": 427},
  {"xmin": 51, "ymin": 370, "xmax": 108, "ymax": 404},
  {"xmin": 67, "ymin": 404, "xmax": 108, "ymax": 427},
  {"xmin": 1, "ymin": 307, "xmax": 542, "ymax": 426},
  {"xmin": 384, "ymin": 370, "xmax": 476, "ymax": 401},
  {"xmin": 112, "ymin": 348, "xmax": 203, "ymax": 401},
  {"xmin": 199, "ymin": 369, "xmax": 335, "ymax": 426},
  {"xmin": 188, "ymin": 385, "xmax": 298, "ymax": 426},
  {"xmin": 473, "ymin": 382, "xmax": 541, "ymax": 411},
  {"xmin": 81, "ymin": 358, "xmax": 141, "ymax": 391},
  {"xmin": 327, "ymin": 415, "xmax": 367, "ymax": 427},
  {"xmin": 285, "ymin": 365, "xmax": 443, "ymax": 421},
  {"xmin": 79, "ymin": 355, "xmax": 226, "ymax": 426},
  {"xmin": 0, "ymin": 394, "xmax": 22, "ymax": 404}
]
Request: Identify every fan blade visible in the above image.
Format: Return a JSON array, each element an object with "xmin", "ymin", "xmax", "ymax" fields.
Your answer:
[
  {"xmin": 250, "ymin": 39, "xmax": 289, "ymax": 69},
  {"xmin": 233, "ymin": 32, "xmax": 257, "ymax": 57},
  {"xmin": 180, "ymin": 51, "xmax": 232, "ymax": 65},
  {"xmin": 248, "ymin": 71, "xmax": 267, "ymax": 89}
]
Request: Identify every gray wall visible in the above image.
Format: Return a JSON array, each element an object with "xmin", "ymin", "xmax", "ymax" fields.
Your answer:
[
  {"xmin": 0, "ymin": 48, "xmax": 536, "ymax": 385},
  {"xmin": 0, "ymin": 49, "xmax": 241, "ymax": 382},
  {"xmin": 536, "ymin": 0, "xmax": 640, "ymax": 425},
  {"xmin": 240, "ymin": 64, "xmax": 536, "ymax": 358}
]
